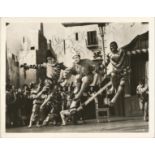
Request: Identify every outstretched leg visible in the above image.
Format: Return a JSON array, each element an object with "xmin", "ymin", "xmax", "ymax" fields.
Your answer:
[
  {"xmin": 74, "ymin": 75, "xmax": 93, "ymax": 100},
  {"xmin": 28, "ymin": 103, "xmax": 40, "ymax": 128},
  {"xmin": 60, "ymin": 110, "xmax": 70, "ymax": 126},
  {"xmin": 109, "ymin": 78, "xmax": 125, "ymax": 106},
  {"xmin": 107, "ymin": 72, "xmax": 118, "ymax": 96},
  {"xmin": 74, "ymin": 74, "xmax": 82, "ymax": 94},
  {"xmin": 144, "ymin": 101, "xmax": 148, "ymax": 121}
]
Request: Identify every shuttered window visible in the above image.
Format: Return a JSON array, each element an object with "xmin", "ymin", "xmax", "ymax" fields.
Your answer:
[{"xmin": 87, "ymin": 31, "xmax": 97, "ymax": 45}]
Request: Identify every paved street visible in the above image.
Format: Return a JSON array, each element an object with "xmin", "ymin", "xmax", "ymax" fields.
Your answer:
[{"xmin": 6, "ymin": 116, "xmax": 148, "ymax": 133}]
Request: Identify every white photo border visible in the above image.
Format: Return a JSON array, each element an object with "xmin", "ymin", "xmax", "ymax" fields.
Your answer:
[{"xmin": 0, "ymin": 17, "xmax": 154, "ymax": 138}]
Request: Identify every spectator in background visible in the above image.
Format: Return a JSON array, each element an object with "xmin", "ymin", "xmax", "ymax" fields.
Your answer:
[
  {"xmin": 14, "ymin": 88, "xmax": 24, "ymax": 126},
  {"xmin": 6, "ymin": 84, "xmax": 16, "ymax": 127},
  {"xmin": 21, "ymin": 84, "xmax": 32, "ymax": 125},
  {"xmin": 136, "ymin": 79, "xmax": 149, "ymax": 121}
]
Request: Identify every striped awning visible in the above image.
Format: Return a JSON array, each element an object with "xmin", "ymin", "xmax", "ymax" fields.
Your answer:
[
  {"xmin": 122, "ymin": 31, "xmax": 148, "ymax": 56},
  {"xmin": 126, "ymin": 48, "xmax": 148, "ymax": 56}
]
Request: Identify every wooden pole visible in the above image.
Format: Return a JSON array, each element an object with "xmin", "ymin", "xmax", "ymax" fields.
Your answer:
[
  {"xmin": 84, "ymin": 81, "xmax": 112, "ymax": 106},
  {"xmin": 63, "ymin": 40, "xmax": 66, "ymax": 54},
  {"xmin": 98, "ymin": 24, "xmax": 106, "ymax": 74}
]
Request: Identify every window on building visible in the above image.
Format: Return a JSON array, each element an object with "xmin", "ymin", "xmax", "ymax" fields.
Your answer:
[
  {"xmin": 75, "ymin": 33, "xmax": 78, "ymax": 41},
  {"xmin": 30, "ymin": 46, "xmax": 35, "ymax": 50},
  {"xmin": 87, "ymin": 31, "xmax": 97, "ymax": 45}
]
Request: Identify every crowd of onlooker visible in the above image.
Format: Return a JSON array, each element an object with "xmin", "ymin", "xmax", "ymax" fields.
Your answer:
[{"xmin": 6, "ymin": 83, "xmax": 33, "ymax": 127}]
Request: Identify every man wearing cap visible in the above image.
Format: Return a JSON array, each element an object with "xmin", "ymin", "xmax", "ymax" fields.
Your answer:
[
  {"xmin": 65, "ymin": 53, "xmax": 94, "ymax": 101},
  {"xmin": 103, "ymin": 41, "xmax": 130, "ymax": 106}
]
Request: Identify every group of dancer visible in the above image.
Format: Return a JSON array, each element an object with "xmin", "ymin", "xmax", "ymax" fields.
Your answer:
[{"xmin": 6, "ymin": 41, "xmax": 148, "ymax": 128}]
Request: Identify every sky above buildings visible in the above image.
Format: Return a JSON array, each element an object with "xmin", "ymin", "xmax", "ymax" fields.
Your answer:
[{"xmin": 6, "ymin": 22, "xmax": 66, "ymax": 55}]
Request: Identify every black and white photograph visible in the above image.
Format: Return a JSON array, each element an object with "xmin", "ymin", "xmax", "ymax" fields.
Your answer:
[{"xmin": 0, "ymin": 18, "xmax": 154, "ymax": 137}]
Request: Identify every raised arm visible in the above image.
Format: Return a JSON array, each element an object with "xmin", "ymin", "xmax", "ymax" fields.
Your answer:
[
  {"xmin": 136, "ymin": 85, "xmax": 141, "ymax": 95},
  {"xmin": 20, "ymin": 63, "xmax": 46, "ymax": 69},
  {"xmin": 141, "ymin": 85, "xmax": 148, "ymax": 94},
  {"xmin": 100, "ymin": 53, "xmax": 110, "ymax": 68}
]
